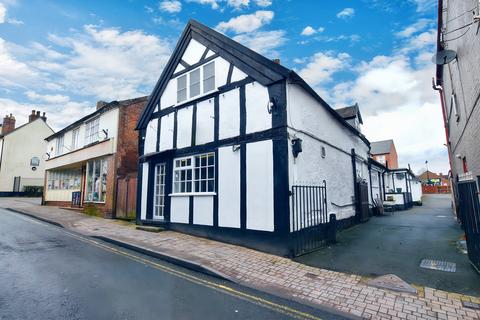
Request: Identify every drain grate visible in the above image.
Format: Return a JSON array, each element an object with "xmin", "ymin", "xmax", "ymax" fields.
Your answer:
[{"xmin": 420, "ymin": 259, "xmax": 456, "ymax": 272}]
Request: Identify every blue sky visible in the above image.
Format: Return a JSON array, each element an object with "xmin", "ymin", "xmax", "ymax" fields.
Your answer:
[{"xmin": 0, "ymin": 0, "xmax": 448, "ymax": 173}]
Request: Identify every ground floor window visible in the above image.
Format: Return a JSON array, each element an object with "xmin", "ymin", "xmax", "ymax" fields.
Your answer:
[
  {"xmin": 154, "ymin": 163, "xmax": 166, "ymax": 219},
  {"xmin": 173, "ymin": 152, "xmax": 215, "ymax": 194},
  {"xmin": 85, "ymin": 158, "xmax": 108, "ymax": 202},
  {"xmin": 47, "ymin": 169, "xmax": 82, "ymax": 190}
]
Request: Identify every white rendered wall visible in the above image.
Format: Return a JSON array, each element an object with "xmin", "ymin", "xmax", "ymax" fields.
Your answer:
[
  {"xmin": 193, "ymin": 196, "xmax": 214, "ymax": 226},
  {"xmin": 161, "ymin": 81, "xmax": 177, "ymax": 109},
  {"xmin": 48, "ymin": 107, "xmax": 120, "ymax": 157},
  {"xmin": 385, "ymin": 193, "xmax": 405, "ymax": 204},
  {"xmin": 170, "ymin": 196, "xmax": 189, "ymax": 223},
  {"xmin": 411, "ymin": 180, "xmax": 423, "ymax": 202},
  {"xmin": 0, "ymin": 120, "xmax": 54, "ymax": 191},
  {"xmin": 159, "ymin": 112, "xmax": 174, "ymax": 151},
  {"xmin": 219, "ymin": 89, "xmax": 240, "ymax": 139},
  {"xmin": 218, "ymin": 146, "xmax": 241, "ymax": 228},
  {"xmin": 144, "ymin": 119, "xmax": 158, "ymax": 154},
  {"xmin": 182, "ymin": 39, "xmax": 206, "ymax": 65},
  {"xmin": 195, "ymin": 99, "xmax": 215, "ymax": 145},
  {"xmin": 176, "ymin": 106, "xmax": 193, "ymax": 149},
  {"xmin": 245, "ymin": 82, "xmax": 271, "ymax": 134},
  {"xmin": 246, "ymin": 140, "xmax": 274, "ymax": 232},
  {"xmin": 140, "ymin": 163, "xmax": 149, "ymax": 220},
  {"xmin": 287, "ymin": 129, "xmax": 356, "ymax": 222},
  {"xmin": 230, "ymin": 66, "xmax": 247, "ymax": 82},
  {"xmin": 285, "ymin": 83, "xmax": 370, "ymax": 222}
]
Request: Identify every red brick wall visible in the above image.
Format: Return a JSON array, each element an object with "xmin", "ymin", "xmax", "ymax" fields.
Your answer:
[{"xmin": 115, "ymin": 97, "xmax": 148, "ymax": 178}]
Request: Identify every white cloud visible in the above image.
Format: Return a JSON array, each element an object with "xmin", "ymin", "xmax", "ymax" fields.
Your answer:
[
  {"xmin": 301, "ymin": 26, "xmax": 324, "ymax": 36},
  {"xmin": 254, "ymin": 0, "xmax": 271, "ymax": 7},
  {"xmin": 0, "ymin": 3, "xmax": 5, "ymax": 23},
  {"xmin": 410, "ymin": 0, "xmax": 436, "ymax": 13},
  {"xmin": 227, "ymin": 0, "xmax": 249, "ymax": 9},
  {"xmin": 216, "ymin": 10, "xmax": 274, "ymax": 33},
  {"xmin": 395, "ymin": 19, "xmax": 433, "ymax": 38},
  {"xmin": 159, "ymin": 0, "xmax": 182, "ymax": 13},
  {"xmin": 233, "ymin": 30, "xmax": 286, "ymax": 56},
  {"xmin": 25, "ymin": 90, "xmax": 70, "ymax": 104},
  {"xmin": 298, "ymin": 52, "xmax": 350, "ymax": 87},
  {"xmin": 187, "ymin": 0, "xmax": 220, "ymax": 10},
  {"xmin": 0, "ymin": 38, "xmax": 38, "ymax": 87},
  {"xmin": 336, "ymin": 8, "xmax": 355, "ymax": 19}
]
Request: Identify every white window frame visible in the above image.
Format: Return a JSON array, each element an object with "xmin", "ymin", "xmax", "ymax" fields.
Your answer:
[
  {"xmin": 176, "ymin": 61, "xmax": 216, "ymax": 105},
  {"xmin": 55, "ymin": 135, "xmax": 64, "ymax": 156},
  {"xmin": 85, "ymin": 117, "xmax": 100, "ymax": 145},
  {"xmin": 171, "ymin": 152, "xmax": 215, "ymax": 195},
  {"xmin": 153, "ymin": 163, "xmax": 166, "ymax": 219},
  {"xmin": 71, "ymin": 127, "xmax": 80, "ymax": 150},
  {"xmin": 451, "ymin": 93, "xmax": 460, "ymax": 122}
]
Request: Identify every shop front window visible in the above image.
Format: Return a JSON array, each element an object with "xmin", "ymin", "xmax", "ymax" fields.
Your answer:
[{"xmin": 85, "ymin": 158, "xmax": 108, "ymax": 202}]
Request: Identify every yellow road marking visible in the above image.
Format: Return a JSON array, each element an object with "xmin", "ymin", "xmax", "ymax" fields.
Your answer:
[{"xmin": 4, "ymin": 210, "xmax": 323, "ymax": 320}]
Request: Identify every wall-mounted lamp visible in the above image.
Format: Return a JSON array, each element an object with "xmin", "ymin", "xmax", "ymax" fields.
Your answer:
[
  {"xmin": 267, "ymin": 97, "xmax": 277, "ymax": 114},
  {"xmin": 455, "ymin": 154, "xmax": 462, "ymax": 159},
  {"xmin": 291, "ymin": 138, "xmax": 302, "ymax": 158}
]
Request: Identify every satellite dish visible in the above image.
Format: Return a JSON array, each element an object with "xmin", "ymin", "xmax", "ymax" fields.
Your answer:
[{"xmin": 432, "ymin": 50, "xmax": 457, "ymax": 65}]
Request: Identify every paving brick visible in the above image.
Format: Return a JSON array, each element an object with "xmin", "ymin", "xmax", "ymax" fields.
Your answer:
[{"xmin": 4, "ymin": 197, "xmax": 479, "ymax": 320}]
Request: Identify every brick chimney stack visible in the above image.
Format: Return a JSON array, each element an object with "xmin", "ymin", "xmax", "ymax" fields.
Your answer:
[
  {"xmin": 2, "ymin": 114, "xmax": 16, "ymax": 135},
  {"xmin": 96, "ymin": 101, "xmax": 108, "ymax": 110},
  {"xmin": 28, "ymin": 110, "xmax": 47, "ymax": 123}
]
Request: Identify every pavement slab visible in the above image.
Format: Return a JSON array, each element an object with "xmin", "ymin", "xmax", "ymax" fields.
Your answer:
[{"xmin": 1, "ymin": 196, "xmax": 480, "ymax": 320}]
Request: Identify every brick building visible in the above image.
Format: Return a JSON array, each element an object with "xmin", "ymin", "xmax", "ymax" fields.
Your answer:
[
  {"xmin": 435, "ymin": 0, "xmax": 480, "ymax": 184},
  {"xmin": 370, "ymin": 139, "xmax": 398, "ymax": 169},
  {"xmin": 43, "ymin": 97, "xmax": 147, "ymax": 218}
]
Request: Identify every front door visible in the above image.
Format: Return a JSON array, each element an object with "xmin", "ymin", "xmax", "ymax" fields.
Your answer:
[{"xmin": 153, "ymin": 163, "xmax": 166, "ymax": 220}]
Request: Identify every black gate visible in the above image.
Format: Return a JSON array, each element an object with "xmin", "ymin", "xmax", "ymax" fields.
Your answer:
[
  {"xmin": 356, "ymin": 181, "xmax": 369, "ymax": 222},
  {"xmin": 457, "ymin": 179, "xmax": 480, "ymax": 271},
  {"xmin": 290, "ymin": 181, "xmax": 334, "ymax": 257}
]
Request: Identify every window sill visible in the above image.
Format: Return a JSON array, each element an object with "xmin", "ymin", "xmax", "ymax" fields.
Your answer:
[
  {"xmin": 84, "ymin": 201, "xmax": 106, "ymax": 204},
  {"xmin": 169, "ymin": 192, "xmax": 216, "ymax": 197},
  {"xmin": 175, "ymin": 89, "xmax": 218, "ymax": 108}
]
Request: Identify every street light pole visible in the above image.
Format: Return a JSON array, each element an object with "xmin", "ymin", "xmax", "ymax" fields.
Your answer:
[{"xmin": 425, "ymin": 160, "xmax": 430, "ymax": 184}]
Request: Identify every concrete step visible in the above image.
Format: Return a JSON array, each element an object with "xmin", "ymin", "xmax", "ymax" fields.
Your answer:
[{"xmin": 136, "ymin": 225, "xmax": 165, "ymax": 233}]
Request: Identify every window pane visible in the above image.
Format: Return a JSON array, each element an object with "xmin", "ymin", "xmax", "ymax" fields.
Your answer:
[
  {"xmin": 177, "ymin": 75, "xmax": 187, "ymax": 102},
  {"xmin": 189, "ymin": 69, "xmax": 200, "ymax": 98},
  {"xmin": 203, "ymin": 62, "xmax": 215, "ymax": 93}
]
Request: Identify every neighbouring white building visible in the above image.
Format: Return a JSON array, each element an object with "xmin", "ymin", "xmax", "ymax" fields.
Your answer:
[
  {"xmin": 0, "ymin": 111, "xmax": 54, "ymax": 195},
  {"xmin": 43, "ymin": 98, "xmax": 147, "ymax": 218},
  {"xmin": 135, "ymin": 20, "xmax": 374, "ymax": 256}
]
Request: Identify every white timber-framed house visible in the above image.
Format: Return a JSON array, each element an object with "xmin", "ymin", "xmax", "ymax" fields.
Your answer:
[{"xmin": 136, "ymin": 20, "xmax": 374, "ymax": 256}]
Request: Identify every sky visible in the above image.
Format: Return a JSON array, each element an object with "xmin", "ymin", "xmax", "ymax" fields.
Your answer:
[{"xmin": 0, "ymin": 0, "xmax": 448, "ymax": 174}]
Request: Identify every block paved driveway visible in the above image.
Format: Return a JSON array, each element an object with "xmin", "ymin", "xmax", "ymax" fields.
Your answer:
[{"xmin": 296, "ymin": 194, "xmax": 480, "ymax": 296}]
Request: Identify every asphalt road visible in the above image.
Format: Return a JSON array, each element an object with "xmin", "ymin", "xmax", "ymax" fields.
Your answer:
[
  {"xmin": 296, "ymin": 194, "xmax": 480, "ymax": 296},
  {"xmin": 0, "ymin": 209, "xmax": 347, "ymax": 320}
]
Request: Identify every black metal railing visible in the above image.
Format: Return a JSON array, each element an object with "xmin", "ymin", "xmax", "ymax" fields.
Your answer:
[
  {"xmin": 290, "ymin": 181, "xmax": 335, "ymax": 257},
  {"xmin": 457, "ymin": 179, "xmax": 480, "ymax": 271}
]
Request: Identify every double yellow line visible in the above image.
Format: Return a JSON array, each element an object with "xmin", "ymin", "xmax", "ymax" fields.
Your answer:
[{"xmin": 7, "ymin": 211, "xmax": 323, "ymax": 320}]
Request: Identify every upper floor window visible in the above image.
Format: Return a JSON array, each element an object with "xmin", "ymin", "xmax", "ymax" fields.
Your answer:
[
  {"xmin": 176, "ymin": 61, "xmax": 215, "ymax": 104},
  {"xmin": 71, "ymin": 127, "xmax": 80, "ymax": 150},
  {"xmin": 55, "ymin": 135, "xmax": 64, "ymax": 156},
  {"xmin": 85, "ymin": 117, "xmax": 100, "ymax": 145},
  {"xmin": 203, "ymin": 62, "xmax": 215, "ymax": 92}
]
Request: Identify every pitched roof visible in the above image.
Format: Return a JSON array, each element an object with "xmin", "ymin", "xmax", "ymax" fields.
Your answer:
[
  {"xmin": 335, "ymin": 103, "xmax": 363, "ymax": 124},
  {"xmin": 135, "ymin": 19, "xmax": 370, "ymax": 146},
  {"xmin": 45, "ymin": 96, "xmax": 148, "ymax": 141},
  {"xmin": 0, "ymin": 118, "xmax": 53, "ymax": 139},
  {"xmin": 370, "ymin": 139, "xmax": 394, "ymax": 155}
]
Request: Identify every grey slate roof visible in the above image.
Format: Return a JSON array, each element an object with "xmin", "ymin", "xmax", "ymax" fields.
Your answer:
[
  {"xmin": 370, "ymin": 139, "xmax": 394, "ymax": 155},
  {"xmin": 335, "ymin": 103, "xmax": 363, "ymax": 124}
]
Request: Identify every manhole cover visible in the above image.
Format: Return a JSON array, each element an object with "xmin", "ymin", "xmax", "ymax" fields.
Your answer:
[{"xmin": 420, "ymin": 259, "xmax": 456, "ymax": 272}]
